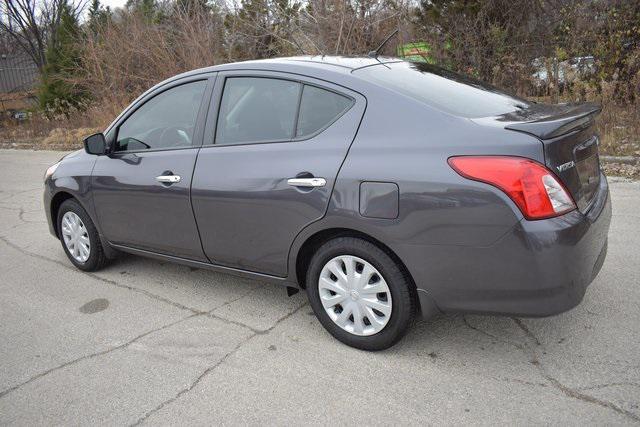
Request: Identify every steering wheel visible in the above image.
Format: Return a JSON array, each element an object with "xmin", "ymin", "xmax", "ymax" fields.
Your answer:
[{"xmin": 158, "ymin": 126, "xmax": 190, "ymax": 148}]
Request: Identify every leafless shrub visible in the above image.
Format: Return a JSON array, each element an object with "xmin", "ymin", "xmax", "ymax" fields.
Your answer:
[
  {"xmin": 78, "ymin": 4, "xmax": 226, "ymax": 103},
  {"xmin": 2, "ymin": 0, "xmax": 639, "ymax": 156}
]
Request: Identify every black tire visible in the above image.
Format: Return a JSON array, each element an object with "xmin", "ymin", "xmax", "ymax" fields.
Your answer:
[
  {"xmin": 306, "ymin": 237, "xmax": 416, "ymax": 351},
  {"xmin": 57, "ymin": 199, "xmax": 109, "ymax": 272}
]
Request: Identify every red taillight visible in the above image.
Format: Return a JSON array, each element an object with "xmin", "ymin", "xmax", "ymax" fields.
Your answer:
[{"xmin": 448, "ymin": 156, "xmax": 576, "ymax": 220}]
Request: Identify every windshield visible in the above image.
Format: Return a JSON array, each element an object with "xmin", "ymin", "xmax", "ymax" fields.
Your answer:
[{"xmin": 356, "ymin": 61, "xmax": 531, "ymax": 118}]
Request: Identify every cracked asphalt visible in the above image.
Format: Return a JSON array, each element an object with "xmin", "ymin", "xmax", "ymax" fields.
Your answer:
[{"xmin": 0, "ymin": 149, "xmax": 639, "ymax": 425}]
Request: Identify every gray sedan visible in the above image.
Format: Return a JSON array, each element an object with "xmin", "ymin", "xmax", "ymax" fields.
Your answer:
[{"xmin": 43, "ymin": 56, "xmax": 611, "ymax": 350}]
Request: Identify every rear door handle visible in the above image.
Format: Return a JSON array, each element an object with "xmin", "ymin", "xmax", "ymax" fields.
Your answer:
[
  {"xmin": 287, "ymin": 177, "xmax": 326, "ymax": 188},
  {"xmin": 156, "ymin": 174, "xmax": 181, "ymax": 184}
]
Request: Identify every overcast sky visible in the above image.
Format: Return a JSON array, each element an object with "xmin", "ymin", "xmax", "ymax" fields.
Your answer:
[{"xmin": 100, "ymin": 0, "xmax": 128, "ymax": 10}]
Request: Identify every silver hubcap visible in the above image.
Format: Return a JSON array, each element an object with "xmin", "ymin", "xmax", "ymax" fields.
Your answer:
[
  {"xmin": 61, "ymin": 212, "xmax": 90, "ymax": 263},
  {"xmin": 318, "ymin": 255, "xmax": 392, "ymax": 336}
]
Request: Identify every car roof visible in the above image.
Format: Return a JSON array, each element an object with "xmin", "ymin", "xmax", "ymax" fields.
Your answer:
[
  {"xmin": 273, "ymin": 56, "xmax": 401, "ymax": 70},
  {"xmin": 176, "ymin": 55, "xmax": 403, "ymax": 79}
]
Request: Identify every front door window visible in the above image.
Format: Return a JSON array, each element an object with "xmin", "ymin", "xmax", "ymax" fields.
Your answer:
[{"xmin": 116, "ymin": 80, "xmax": 207, "ymax": 152}]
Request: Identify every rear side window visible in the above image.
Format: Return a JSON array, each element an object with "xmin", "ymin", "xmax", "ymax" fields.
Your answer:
[
  {"xmin": 116, "ymin": 80, "xmax": 206, "ymax": 152},
  {"xmin": 296, "ymin": 85, "xmax": 353, "ymax": 137},
  {"xmin": 216, "ymin": 77, "xmax": 300, "ymax": 145},
  {"xmin": 356, "ymin": 61, "xmax": 531, "ymax": 118},
  {"xmin": 215, "ymin": 77, "xmax": 354, "ymax": 145}
]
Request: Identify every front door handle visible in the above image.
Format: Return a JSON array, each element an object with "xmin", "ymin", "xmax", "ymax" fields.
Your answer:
[
  {"xmin": 156, "ymin": 174, "xmax": 181, "ymax": 184},
  {"xmin": 287, "ymin": 177, "xmax": 326, "ymax": 188}
]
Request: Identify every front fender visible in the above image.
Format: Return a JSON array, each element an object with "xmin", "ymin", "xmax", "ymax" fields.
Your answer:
[{"xmin": 44, "ymin": 150, "xmax": 99, "ymax": 238}]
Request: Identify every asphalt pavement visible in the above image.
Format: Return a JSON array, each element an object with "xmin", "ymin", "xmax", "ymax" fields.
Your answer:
[{"xmin": 0, "ymin": 149, "xmax": 639, "ymax": 425}]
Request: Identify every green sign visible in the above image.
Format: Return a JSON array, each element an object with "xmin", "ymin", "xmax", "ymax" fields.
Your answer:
[{"xmin": 397, "ymin": 42, "xmax": 435, "ymax": 63}]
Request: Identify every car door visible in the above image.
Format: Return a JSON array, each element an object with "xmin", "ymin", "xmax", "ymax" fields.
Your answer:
[
  {"xmin": 191, "ymin": 71, "xmax": 366, "ymax": 276},
  {"xmin": 91, "ymin": 75, "xmax": 214, "ymax": 261}
]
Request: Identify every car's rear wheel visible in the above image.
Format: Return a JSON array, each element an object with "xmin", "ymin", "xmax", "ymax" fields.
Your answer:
[
  {"xmin": 57, "ymin": 199, "xmax": 108, "ymax": 272},
  {"xmin": 306, "ymin": 237, "xmax": 415, "ymax": 351}
]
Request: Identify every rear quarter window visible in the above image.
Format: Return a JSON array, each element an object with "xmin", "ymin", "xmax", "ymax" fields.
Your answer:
[
  {"xmin": 296, "ymin": 85, "xmax": 353, "ymax": 138},
  {"xmin": 356, "ymin": 61, "xmax": 531, "ymax": 118}
]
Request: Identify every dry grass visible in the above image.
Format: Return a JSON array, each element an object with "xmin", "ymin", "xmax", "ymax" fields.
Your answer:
[
  {"xmin": 0, "ymin": 100, "xmax": 124, "ymax": 149},
  {"xmin": 596, "ymin": 106, "xmax": 640, "ymax": 157},
  {"xmin": 40, "ymin": 127, "xmax": 101, "ymax": 147},
  {"xmin": 602, "ymin": 163, "xmax": 640, "ymax": 180}
]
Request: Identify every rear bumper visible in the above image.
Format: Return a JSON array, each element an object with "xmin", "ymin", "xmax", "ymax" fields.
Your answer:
[{"xmin": 404, "ymin": 173, "xmax": 611, "ymax": 317}]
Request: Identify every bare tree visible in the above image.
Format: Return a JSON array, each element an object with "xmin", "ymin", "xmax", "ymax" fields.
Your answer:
[{"xmin": 0, "ymin": 0, "xmax": 85, "ymax": 70}]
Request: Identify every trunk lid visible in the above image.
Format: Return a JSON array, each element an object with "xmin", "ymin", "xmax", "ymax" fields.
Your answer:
[{"xmin": 496, "ymin": 102, "xmax": 602, "ymax": 213}]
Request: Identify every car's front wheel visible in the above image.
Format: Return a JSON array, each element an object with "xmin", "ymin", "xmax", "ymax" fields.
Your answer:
[
  {"xmin": 306, "ymin": 237, "xmax": 416, "ymax": 351},
  {"xmin": 57, "ymin": 199, "xmax": 108, "ymax": 272}
]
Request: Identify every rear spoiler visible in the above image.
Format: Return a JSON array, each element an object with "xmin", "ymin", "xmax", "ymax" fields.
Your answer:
[{"xmin": 505, "ymin": 103, "xmax": 601, "ymax": 140}]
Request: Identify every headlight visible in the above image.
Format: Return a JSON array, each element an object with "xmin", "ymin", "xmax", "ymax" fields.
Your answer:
[{"xmin": 44, "ymin": 162, "xmax": 60, "ymax": 181}]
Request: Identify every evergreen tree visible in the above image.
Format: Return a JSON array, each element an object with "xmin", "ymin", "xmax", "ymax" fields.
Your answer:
[
  {"xmin": 174, "ymin": 0, "xmax": 210, "ymax": 17},
  {"xmin": 126, "ymin": 0, "xmax": 160, "ymax": 22},
  {"xmin": 38, "ymin": 1, "xmax": 86, "ymax": 115},
  {"xmin": 88, "ymin": 0, "xmax": 111, "ymax": 36}
]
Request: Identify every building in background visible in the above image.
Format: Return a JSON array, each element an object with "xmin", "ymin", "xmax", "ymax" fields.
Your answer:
[{"xmin": 0, "ymin": 49, "xmax": 39, "ymax": 116}]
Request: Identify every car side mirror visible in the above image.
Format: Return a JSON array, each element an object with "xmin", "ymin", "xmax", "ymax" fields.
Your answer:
[{"xmin": 83, "ymin": 133, "xmax": 107, "ymax": 155}]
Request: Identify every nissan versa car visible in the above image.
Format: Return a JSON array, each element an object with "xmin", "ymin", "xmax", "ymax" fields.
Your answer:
[{"xmin": 43, "ymin": 56, "xmax": 611, "ymax": 350}]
